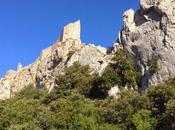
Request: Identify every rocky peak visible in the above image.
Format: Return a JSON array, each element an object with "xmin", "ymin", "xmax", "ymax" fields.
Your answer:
[
  {"xmin": 2, "ymin": 0, "xmax": 174, "ymax": 99},
  {"xmin": 0, "ymin": 20, "xmax": 110, "ymax": 100},
  {"xmin": 120, "ymin": 0, "xmax": 175, "ymax": 90}
]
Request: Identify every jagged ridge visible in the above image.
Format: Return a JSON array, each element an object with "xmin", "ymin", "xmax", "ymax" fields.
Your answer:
[{"xmin": 0, "ymin": 20, "xmax": 111, "ymax": 100}]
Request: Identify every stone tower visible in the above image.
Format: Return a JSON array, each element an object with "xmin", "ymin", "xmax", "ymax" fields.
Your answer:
[{"xmin": 60, "ymin": 20, "xmax": 81, "ymax": 42}]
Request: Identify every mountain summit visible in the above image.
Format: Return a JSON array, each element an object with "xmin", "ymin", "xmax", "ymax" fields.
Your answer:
[{"xmin": 0, "ymin": 20, "xmax": 110, "ymax": 100}]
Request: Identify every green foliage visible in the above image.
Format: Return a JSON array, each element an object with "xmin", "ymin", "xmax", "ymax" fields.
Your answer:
[
  {"xmin": 1, "ymin": 61, "xmax": 175, "ymax": 130},
  {"xmin": 166, "ymin": 99, "xmax": 175, "ymax": 117},
  {"xmin": 99, "ymin": 90, "xmax": 150, "ymax": 129},
  {"xmin": 0, "ymin": 86, "xmax": 122, "ymax": 130},
  {"xmin": 55, "ymin": 62, "xmax": 96, "ymax": 96},
  {"xmin": 165, "ymin": 99, "xmax": 175, "ymax": 129},
  {"xmin": 16, "ymin": 85, "xmax": 47, "ymax": 99},
  {"xmin": 49, "ymin": 91, "xmax": 100, "ymax": 130},
  {"xmin": 147, "ymin": 84, "xmax": 175, "ymax": 116},
  {"xmin": 149, "ymin": 55, "xmax": 160, "ymax": 74},
  {"xmin": 98, "ymin": 124, "xmax": 122, "ymax": 130},
  {"xmin": 146, "ymin": 83, "xmax": 175, "ymax": 130},
  {"xmin": 132, "ymin": 109, "xmax": 157, "ymax": 130},
  {"xmin": 94, "ymin": 49, "xmax": 140, "ymax": 90},
  {"xmin": 112, "ymin": 49, "xmax": 140, "ymax": 88},
  {"xmin": 0, "ymin": 86, "xmax": 46, "ymax": 130},
  {"xmin": 93, "ymin": 65, "xmax": 122, "ymax": 90}
]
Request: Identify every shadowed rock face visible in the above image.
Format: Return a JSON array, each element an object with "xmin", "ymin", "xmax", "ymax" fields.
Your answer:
[
  {"xmin": 120, "ymin": 0, "xmax": 175, "ymax": 90},
  {"xmin": 0, "ymin": 20, "xmax": 110, "ymax": 100}
]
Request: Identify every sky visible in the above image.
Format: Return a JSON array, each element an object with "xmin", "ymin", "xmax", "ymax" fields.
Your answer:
[{"xmin": 0, "ymin": 0, "xmax": 140, "ymax": 77}]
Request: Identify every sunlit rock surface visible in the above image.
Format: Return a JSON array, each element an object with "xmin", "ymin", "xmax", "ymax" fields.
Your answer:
[
  {"xmin": 0, "ymin": 20, "xmax": 111, "ymax": 100},
  {"xmin": 120, "ymin": 0, "xmax": 175, "ymax": 90}
]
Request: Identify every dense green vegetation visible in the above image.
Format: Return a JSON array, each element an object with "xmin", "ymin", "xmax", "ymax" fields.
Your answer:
[
  {"xmin": 0, "ymin": 50, "xmax": 175, "ymax": 130},
  {"xmin": 93, "ymin": 50, "xmax": 140, "ymax": 91}
]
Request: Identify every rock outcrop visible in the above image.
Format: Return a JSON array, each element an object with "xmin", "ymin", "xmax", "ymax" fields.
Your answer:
[
  {"xmin": 0, "ymin": 20, "xmax": 110, "ymax": 100},
  {"xmin": 120, "ymin": 0, "xmax": 175, "ymax": 90},
  {"xmin": 67, "ymin": 44, "xmax": 110, "ymax": 75},
  {"xmin": 1, "ymin": 0, "xmax": 175, "ymax": 99}
]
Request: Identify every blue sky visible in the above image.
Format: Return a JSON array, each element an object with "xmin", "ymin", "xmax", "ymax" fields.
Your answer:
[{"xmin": 0, "ymin": 0, "xmax": 139, "ymax": 77}]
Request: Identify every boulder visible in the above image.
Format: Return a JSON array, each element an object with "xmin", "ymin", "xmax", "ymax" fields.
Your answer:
[{"xmin": 108, "ymin": 85, "xmax": 120, "ymax": 99}]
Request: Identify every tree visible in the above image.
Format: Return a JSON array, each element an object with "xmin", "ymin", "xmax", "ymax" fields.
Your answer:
[
  {"xmin": 112, "ymin": 49, "xmax": 141, "ymax": 89},
  {"xmin": 99, "ymin": 90, "xmax": 150, "ymax": 129},
  {"xmin": 94, "ymin": 50, "xmax": 140, "ymax": 92},
  {"xmin": 147, "ymin": 83, "xmax": 175, "ymax": 130},
  {"xmin": 132, "ymin": 109, "xmax": 157, "ymax": 130},
  {"xmin": 55, "ymin": 62, "xmax": 96, "ymax": 96}
]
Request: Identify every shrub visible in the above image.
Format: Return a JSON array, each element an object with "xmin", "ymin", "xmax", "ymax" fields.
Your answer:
[
  {"xmin": 146, "ymin": 84, "xmax": 175, "ymax": 130},
  {"xmin": 132, "ymin": 109, "xmax": 157, "ymax": 130},
  {"xmin": 55, "ymin": 62, "xmax": 96, "ymax": 96},
  {"xmin": 147, "ymin": 84, "xmax": 175, "ymax": 116},
  {"xmin": 112, "ymin": 49, "xmax": 141, "ymax": 89},
  {"xmin": 93, "ymin": 65, "xmax": 122, "ymax": 90},
  {"xmin": 99, "ymin": 90, "xmax": 150, "ymax": 129},
  {"xmin": 49, "ymin": 91, "xmax": 101, "ymax": 130},
  {"xmin": 93, "ymin": 49, "xmax": 140, "ymax": 91},
  {"xmin": 15, "ymin": 85, "xmax": 47, "ymax": 99},
  {"xmin": 149, "ymin": 55, "xmax": 160, "ymax": 75},
  {"xmin": 0, "ymin": 96, "xmax": 39, "ymax": 129},
  {"xmin": 1, "ymin": 57, "xmax": 175, "ymax": 130}
]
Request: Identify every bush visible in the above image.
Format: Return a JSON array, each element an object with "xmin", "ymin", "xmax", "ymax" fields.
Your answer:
[
  {"xmin": 1, "ymin": 59, "xmax": 175, "ymax": 130},
  {"xmin": 147, "ymin": 84, "xmax": 175, "ymax": 116},
  {"xmin": 149, "ymin": 55, "xmax": 160, "ymax": 74},
  {"xmin": 55, "ymin": 62, "xmax": 96, "ymax": 96},
  {"xmin": 15, "ymin": 85, "xmax": 47, "ymax": 99},
  {"xmin": 49, "ymin": 91, "xmax": 101, "ymax": 130},
  {"xmin": 132, "ymin": 109, "xmax": 157, "ymax": 130},
  {"xmin": 93, "ymin": 65, "xmax": 122, "ymax": 90},
  {"xmin": 98, "ymin": 90, "xmax": 150, "ymax": 129},
  {"xmin": 93, "ymin": 49, "xmax": 140, "ymax": 91},
  {"xmin": 146, "ymin": 83, "xmax": 175, "ymax": 130},
  {"xmin": 0, "ymin": 93, "xmax": 41, "ymax": 129},
  {"xmin": 112, "ymin": 49, "xmax": 141, "ymax": 89}
]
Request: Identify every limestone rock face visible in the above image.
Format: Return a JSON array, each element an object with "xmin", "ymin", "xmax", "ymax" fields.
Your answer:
[
  {"xmin": 120, "ymin": 0, "xmax": 175, "ymax": 89},
  {"xmin": 67, "ymin": 44, "xmax": 110, "ymax": 75},
  {"xmin": 0, "ymin": 20, "xmax": 110, "ymax": 100},
  {"xmin": 35, "ymin": 38, "xmax": 83, "ymax": 92}
]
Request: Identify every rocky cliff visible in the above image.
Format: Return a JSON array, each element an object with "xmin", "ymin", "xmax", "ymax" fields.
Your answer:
[
  {"xmin": 0, "ymin": 20, "xmax": 110, "ymax": 100},
  {"xmin": 120, "ymin": 0, "xmax": 175, "ymax": 90},
  {"xmin": 1, "ymin": 0, "xmax": 175, "ymax": 99}
]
